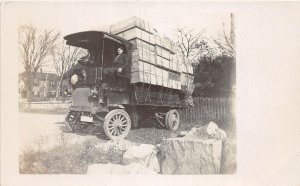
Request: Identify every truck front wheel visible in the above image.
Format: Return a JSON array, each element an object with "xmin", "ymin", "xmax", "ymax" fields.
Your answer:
[{"xmin": 103, "ymin": 109, "xmax": 131, "ymax": 140}]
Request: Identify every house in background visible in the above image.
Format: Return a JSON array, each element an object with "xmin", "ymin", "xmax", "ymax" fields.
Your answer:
[{"xmin": 19, "ymin": 69, "xmax": 60, "ymax": 101}]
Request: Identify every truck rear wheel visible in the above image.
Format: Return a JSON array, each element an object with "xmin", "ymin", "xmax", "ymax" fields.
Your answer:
[
  {"xmin": 103, "ymin": 109, "xmax": 131, "ymax": 140},
  {"xmin": 165, "ymin": 109, "xmax": 180, "ymax": 131}
]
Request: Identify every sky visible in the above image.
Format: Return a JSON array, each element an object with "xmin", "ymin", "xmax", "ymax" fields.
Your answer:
[{"xmin": 12, "ymin": 1, "xmax": 232, "ymax": 73}]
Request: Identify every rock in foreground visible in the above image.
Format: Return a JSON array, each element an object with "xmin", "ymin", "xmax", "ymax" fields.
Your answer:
[
  {"xmin": 122, "ymin": 144, "xmax": 161, "ymax": 173},
  {"xmin": 160, "ymin": 137, "xmax": 222, "ymax": 174},
  {"xmin": 160, "ymin": 122, "xmax": 226, "ymax": 175}
]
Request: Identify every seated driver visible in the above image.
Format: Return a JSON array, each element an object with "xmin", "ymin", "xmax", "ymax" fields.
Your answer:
[{"xmin": 114, "ymin": 47, "xmax": 129, "ymax": 74}]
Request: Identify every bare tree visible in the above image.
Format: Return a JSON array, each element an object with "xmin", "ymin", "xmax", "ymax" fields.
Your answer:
[
  {"xmin": 53, "ymin": 41, "xmax": 85, "ymax": 98},
  {"xmin": 19, "ymin": 25, "xmax": 60, "ymax": 99},
  {"xmin": 213, "ymin": 13, "xmax": 235, "ymax": 58},
  {"xmin": 174, "ymin": 27, "xmax": 208, "ymax": 62}
]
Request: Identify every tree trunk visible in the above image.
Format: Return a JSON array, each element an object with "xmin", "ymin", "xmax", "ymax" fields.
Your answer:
[
  {"xmin": 25, "ymin": 71, "xmax": 33, "ymax": 101},
  {"xmin": 56, "ymin": 77, "xmax": 64, "ymax": 101}
]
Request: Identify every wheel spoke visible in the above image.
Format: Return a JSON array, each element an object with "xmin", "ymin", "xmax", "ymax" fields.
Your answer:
[
  {"xmin": 117, "ymin": 127, "xmax": 123, "ymax": 134},
  {"xmin": 109, "ymin": 127, "xmax": 116, "ymax": 134},
  {"xmin": 112, "ymin": 128, "xmax": 118, "ymax": 136},
  {"xmin": 120, "ymin": 126, "xmax": 127, "ymax": 131},
  {"xmin": 108, "ymin": 126, "xmax": 115, "ymax": 131},
  {"xmin": 121, "ymin": 123, "xmax": 127, "ymax": 127},
  {"xmin": 120, "ymin": 116, "xmax": 126, "ymax": 122},
  {"xmin": 115, "ymin": 128, "xmax": 120, "ymax": 136},
  {"xmin": 113, "ymin": 115, "xmax": 118, "ymax": 121}
]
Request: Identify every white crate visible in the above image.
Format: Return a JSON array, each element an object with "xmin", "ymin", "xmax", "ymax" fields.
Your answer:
[
  {"xmin": 150, "ymin": 34, "xmax": 155, "ymax": 44},
  {"xmin": 131, "ymin": 49, "xmax": 143, "ymax": 62},
  {"xmin": 155, "ymin": 67, "xmax": 163, "ymax": 77},
  {"xmin": 143, "ymin": 50, "xmax": 151, "ymax": 62},
  {"xmin": 132, "ymin": 48, "xmax": 154, "ymax": 64},
  {"xmin": 161, "ymin": 49, "xmax": 170, "ymax": 60},
  {"xmin": 150, "ymin": 65, "xmax": 156, "ymax": 75},
  {"xmin": 143, "ymin": 31, "xmax": 152, "ymax": 43},
  {"xmin": 162, "ymin": 70, "xmax": 169, "ymax": 80},
  {"xmin": 111, "ymin": 16, "xmax": 142, "ymax": 34},
  {"xmin": 156, "ymin": 76, "xmax": 163, "ymax": 85},
  {"xmin": 162, "ymin": 79, "xmax": 169, "ymax": 87},
  {"xmin": 162, "ymin": 58, "xmax": 170, "ymax": 69},
  {"xmin": 150, "ymin": 74, "xmax": 156, "ymax": 85},
  {"xmin": 154, "ymin": 35, "xmax": 161, "ymax": 46},
  {"xmin": 181, "ymin": 63, "xmax": 187, "ymax": 73},
  {"xmin": 143, "ymin": 62, "xmax": 151, "ymax": 73},
  {"xmin": 156, "ymin": 55, "xmax": 162, "ymax": 66},
  {"xmin": 123, "ymin": 28, "xmax": 142, "ymax": 40},
  {"xmin": 131, "ymin": 60, "xmax": 144, "ymax": 72},
  {"xmin": 150, "ymin": 52, "xmax": 156, "ymax": 64}
]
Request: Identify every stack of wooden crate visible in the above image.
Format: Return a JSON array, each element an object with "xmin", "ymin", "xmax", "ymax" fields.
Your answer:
[{"xmin": 110, "ymin": 16, "xmax": 194, "ymax": 90}]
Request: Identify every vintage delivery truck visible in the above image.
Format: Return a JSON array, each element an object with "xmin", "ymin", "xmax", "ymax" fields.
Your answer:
[{"xmin": 63, "ymin": 17, "xmax": 194, "ymax": 140}]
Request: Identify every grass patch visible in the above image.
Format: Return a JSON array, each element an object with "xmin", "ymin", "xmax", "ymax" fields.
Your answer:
[{"xmin": 19, "ymin": 135, "xmax": 127, "ymax": 174}]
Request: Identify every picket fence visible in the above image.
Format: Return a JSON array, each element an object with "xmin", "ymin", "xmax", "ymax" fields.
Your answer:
[{"xmin": 179, "ymin": 97, "xmax": 235, "ymax": 128}]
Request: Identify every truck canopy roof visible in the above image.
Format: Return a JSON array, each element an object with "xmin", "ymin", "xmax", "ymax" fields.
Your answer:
[{"xmin": 64, "ymin": 31, "xmax": 132, "ymax": 49}]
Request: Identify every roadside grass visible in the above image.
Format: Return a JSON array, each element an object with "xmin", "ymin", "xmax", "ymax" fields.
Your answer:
[
  {"xmin": 19, "ymin": 134, "xmax": 127, "ymax": 174},
  {"xmin": 19, "ymin": 108, "xmax": 69, "ymax": 115}
]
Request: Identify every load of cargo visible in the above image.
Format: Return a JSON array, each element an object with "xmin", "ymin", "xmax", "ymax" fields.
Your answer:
[{"xmin": 96, "ymin": 16, "xmax": 194, "ymax": 91}]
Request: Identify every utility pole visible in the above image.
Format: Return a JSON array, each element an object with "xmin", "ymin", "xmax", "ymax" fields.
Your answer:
[{"xmin": 230, "ymin": 13, "xmax": 235, "ymax": 49}]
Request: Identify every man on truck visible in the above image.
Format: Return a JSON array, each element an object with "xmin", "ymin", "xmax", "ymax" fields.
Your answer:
[{"xmin": 114, "ymin": 47, "xmax": 129, "ymax": 75}]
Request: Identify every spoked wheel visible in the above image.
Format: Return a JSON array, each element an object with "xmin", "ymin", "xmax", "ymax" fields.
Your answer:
[
  {"xmin": 103, "ymin": 109, "xmax": 131, "ymax": 140},
  {"xmin": 165, "ymin": 109, "xmax": 180, "ymax": 131},
  {"xmin": 65, "ymin": 112, "xmax": 87, "ymax": 133}
]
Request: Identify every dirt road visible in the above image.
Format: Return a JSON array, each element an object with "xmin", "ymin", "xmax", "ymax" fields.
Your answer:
[{"xmin": 19, "ymin": 113, "xmax": 106, "ymax": 152}]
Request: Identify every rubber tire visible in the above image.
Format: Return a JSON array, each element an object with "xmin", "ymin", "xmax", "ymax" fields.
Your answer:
[
  {"xmin": 65, "ymin": 112, "xmax": 74, "ymax": 132},
  {"xmin": 103, "ymin": 109, "xmax": 131, "ymax": 140},
  {"xmin": 165, "ymin": 109, "xmax": 180, "ymax": 131}
]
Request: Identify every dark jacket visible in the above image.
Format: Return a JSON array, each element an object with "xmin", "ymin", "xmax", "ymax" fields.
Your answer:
[{"xmin": 114, "ymin": 53, "xmax": 129, "ymax": 71}]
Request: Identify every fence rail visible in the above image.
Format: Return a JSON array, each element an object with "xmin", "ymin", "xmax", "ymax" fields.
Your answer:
[{"xmin": 179, "ymin": 97, "xmax": 235, "ymax": 129}]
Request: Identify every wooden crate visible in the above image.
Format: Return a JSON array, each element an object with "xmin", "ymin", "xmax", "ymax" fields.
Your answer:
[
  {"xmin": 154, "ymin": 34, "xmax": 175, "ymax": 53},
  {"xmin": 180, "ymin": 73, "xmax": 194, "ymax": 86},
  {"xmin": 132, "ymin": 49, "xmax": 143, "ymax": 62},
  {"xmin": 155, "ymin": 67, "xmax": 163, "ymax": 77},
  {"xmin": 117, "ymin": 27, "xmax": 153, "ymax": 43},
  {"xmin": 150, "ymin": 74, "xmax": 157, "ymax": 85},
  {"xmin": 132, "ymin": 49, "xmax": 154, "ymax": 64},
  {"xmin": 162, "ymin": 79, "xmax": 169, "ymax": 87},
  {"xmin": 143, "ymin": 62, "xmax": 151, "ymax": 73},
  {"xmin": 162, "ymin": 69, "xmax": 169, "ymax": 80},
  {"xmin": 131, "ymin": 60, "xmax": 144, "ymax": 72},
  {"xmin": 170, "ymin": 62, "xmax": 179, "ymax": 72},
  {"xmin": 181, "ymin": 63, "xmax": 188, "ymax": 73},
  {"xmin": 111, "ymin": 16, "xmax": 153, "ymax": 34},
  {"xmin": 130, "ymin": 71, "xmax": 151, "ymax": 84},
  {"xmin": 156, "ymin": 76, "xmax": 163, "ymax": 86},
  {"xmin": 130, "ymin": 39, "xmax": 155, "ymax": 52},
  {"xmin": 155, "ymin": 45, "xmax": 171, "ymax": 60},
  {"xmin": 150, "ymin": 65, "xmax": 156, "ymax": 75},
  {"xmin": 162, "ymin": 58, "xmax": 170, "ymax": 69},
  {"xmin": 156, "ymin": 55, "xmax": 163, "ymax": 66}
]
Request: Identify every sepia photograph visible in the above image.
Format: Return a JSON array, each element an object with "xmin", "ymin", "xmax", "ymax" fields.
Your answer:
[
  {"xmin": 16, "ymin": 2, "xmax": 236, "ymax": 175},
  {"xmin": 2, "ymin": 1, "xmax": 300, "ymax": 186}
]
